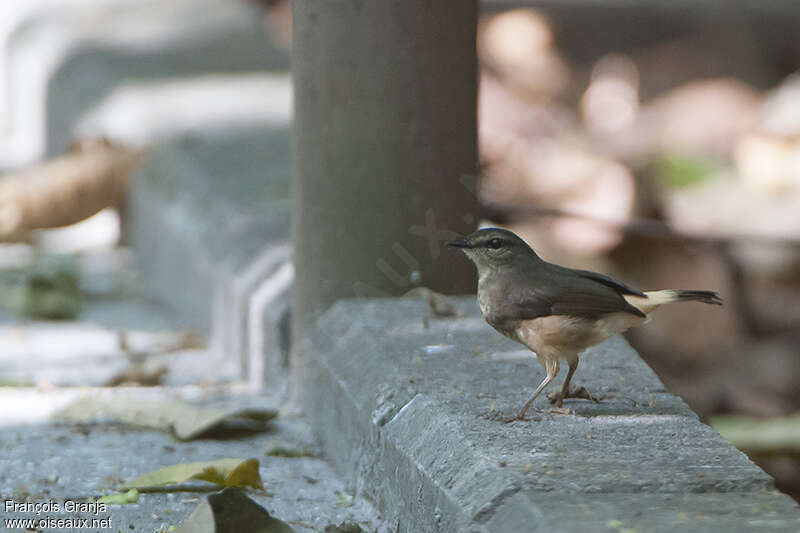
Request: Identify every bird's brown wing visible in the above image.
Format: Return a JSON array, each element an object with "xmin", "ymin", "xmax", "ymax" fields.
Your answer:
[
  {"xmin": 503, "ymin": 267, "xmax": 645, "ymax": 320},
  {"xmin": 569, "ymin": 268, "xmax": 645, "ymax": 296},
  {"xmin": 548, "ymin": 285, "xmax": 645, "ymax": 318}
]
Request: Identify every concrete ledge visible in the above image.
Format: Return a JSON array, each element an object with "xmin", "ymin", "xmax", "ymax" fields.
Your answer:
[
  {"xmin": 304, "ymin": 298, "xmax": 800, "ymax": 532},
  {"xmin": 0, "ymin": 0, "xmax": 288, "ymax": 168},
  {"xmin": 128, "ymin": 123, "xmax": 291, "ymax": 386}
]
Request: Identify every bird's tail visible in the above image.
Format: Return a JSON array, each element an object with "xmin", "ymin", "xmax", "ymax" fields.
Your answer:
[
  {"xmin": 660, "ymin": 290, "xmax": 723, "ymax": 305},
  {"xmin": 624, "ymin": 289, "xmax": 722, "ymax": 314}
]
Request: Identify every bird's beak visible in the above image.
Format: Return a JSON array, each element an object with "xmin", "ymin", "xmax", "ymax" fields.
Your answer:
[{"xmin": 446, "ymin": 238, "xmax": 471, "ymax": 249}]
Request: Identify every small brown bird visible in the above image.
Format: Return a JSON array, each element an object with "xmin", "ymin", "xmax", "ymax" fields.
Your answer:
[{"xmin": 447, "ymin": 227, "xmax": 722, "ymax": 421}]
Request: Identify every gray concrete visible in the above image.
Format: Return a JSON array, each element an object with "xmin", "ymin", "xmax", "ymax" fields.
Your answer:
[
  {"xmin": 0, "ymin": 247, "xmax": 386, "ymax": 532},
  {"xmin": 0, "ymin": 247, "xmax": 230, "ymax": 388},
  {"xmin": 291, "ymin": 0, "xmax": 480, "ymax": 336},
  {"xmin": 128, "ymin": 121, "xmax": 292, "ymax": 388},
  {"xmin": 75, "ymin": 74, "xmax": 293, "ymax": 151},
  {"xmin": 302, "ymin": 297, "xmax": 800, "ymax": 532},
  {"xmin": 0, "ymin": 0, "xmax": 289, "ymax": 169},
  {"xmin": 0, "ymin": 391, "xmax": 389, "ymax": 533}
]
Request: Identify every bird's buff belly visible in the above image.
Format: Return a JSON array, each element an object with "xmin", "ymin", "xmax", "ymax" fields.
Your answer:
[{"xmin": 506, "ymin": 313, "xmax": 647, "ymax": 362}]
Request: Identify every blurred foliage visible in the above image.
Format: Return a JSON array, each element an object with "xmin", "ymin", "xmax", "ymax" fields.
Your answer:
[
  {"xmin": 23, "ymin": 253, "xmax": 82, "ymax": 319},
  {"xmin": 0, "ymin": 377, "xmax": 32, "ymax": 387},
  {"xmin": 652, "ymin": 153, "xmax": 718, "ymax": 189},
  {"xmin": 0, "ymin": 252, "xmax": 82, "ymax": 320},
  {"xmin": 712, "ymin": 415, "xmax": 800, "ymax": 452}
]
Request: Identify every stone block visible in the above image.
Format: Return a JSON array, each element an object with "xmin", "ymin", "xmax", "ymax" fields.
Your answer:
[
  {"xmin": 127, "ymin": 109, "xmax": 291, "ymax": 385},
  {"xmin": 0, "ymin": 0, "xmax": 288, "ymax": 169},
  {"xmin": 303, "ymin": 297, "xmax": 800, "ymax": 532}
]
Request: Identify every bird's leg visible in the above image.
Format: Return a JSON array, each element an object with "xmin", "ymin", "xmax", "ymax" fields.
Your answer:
[
  {"xmin": 515, "ymin": 359, "xmax": 558, "ymax": 420},
  {"xmin": 547, "ymin": 359, "xmax": 602, "ymax": 406},
  {"xmin": 547, "ymin": 359, "xmax": 578, "ymax": 408}
]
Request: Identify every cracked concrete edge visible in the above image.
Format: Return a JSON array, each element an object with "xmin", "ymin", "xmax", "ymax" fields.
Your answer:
[
  {"xmin": 302, "ymin": 304, "xmax": 525, "ymax": 532},
  {"xmin": 302, "ymin": 298, "xmax": 800, "ymax": 533},
  {"xmin": 302, "ymin": 350, "xmax": 479, "ymax": 532},
  {"xmin": 302, "ymin": 338, "xmax": 551, "ymax": 533}
]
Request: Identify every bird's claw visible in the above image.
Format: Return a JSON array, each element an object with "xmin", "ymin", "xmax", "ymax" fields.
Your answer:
[
  {"xmin": 502, "ymin": 408, "xmax": 543, "ymax": 423},
  {"xmin": 502, "ymin": 407, "xmax": 571, "ymax": 420},
  {"xmin": 547, "ymin": 385, "xmax": 603, "ymax": 406}
]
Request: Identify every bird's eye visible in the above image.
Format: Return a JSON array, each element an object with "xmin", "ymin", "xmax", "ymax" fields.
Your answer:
[{"xmin": 488, "ymin": 238, "xmax": 502, "ymax": 249}]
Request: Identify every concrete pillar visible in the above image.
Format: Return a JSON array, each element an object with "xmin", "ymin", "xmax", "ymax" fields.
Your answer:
[{"xmin": 292, "ymin": 0, "xmax": 480, "ymax": 336}]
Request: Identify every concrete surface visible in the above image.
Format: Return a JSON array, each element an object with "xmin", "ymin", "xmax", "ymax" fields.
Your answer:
[
  {"xmin": 0, "ymin": 390, "xmax": 389, "ymax": 533},
  {"xmin": 75, "ymin": 74, "xmax": 293, "ymax": 151},
  {"xmin": 0, "ymin": 248, "xmax": 387, "ymax": 533},
  {"xmin": 128, "ymin": 119, "xmax": 292, "ymax": 388},
  {"xmin": 302, "ymin": 297, "xmax": 800, "ymax": 532},
  {"xmin": 0, "ymin": 0, "xmax": 288, "ymax": 169},
  {"xmin": 0, "ymin": 246, "xmax": 219, "ymax": 388}
]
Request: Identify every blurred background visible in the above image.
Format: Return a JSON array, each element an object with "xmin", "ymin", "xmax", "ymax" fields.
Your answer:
[{"xmin": 1, "ymin": 0, "xmax": 799, "ymax": 505}]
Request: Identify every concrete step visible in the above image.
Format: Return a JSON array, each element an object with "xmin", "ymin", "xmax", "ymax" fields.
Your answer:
[{"xmin": 303, "ymin": 297, "xmax": 800, "ymax": 532}]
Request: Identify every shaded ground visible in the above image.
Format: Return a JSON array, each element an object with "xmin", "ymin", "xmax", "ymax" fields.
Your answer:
[
  {"xmin": 0, "ymin": 391, "xmax": 386, "ymax": 532},
  {"xmin": 0, "ymin": 246, "xmax": 388, "ymax": 532}
]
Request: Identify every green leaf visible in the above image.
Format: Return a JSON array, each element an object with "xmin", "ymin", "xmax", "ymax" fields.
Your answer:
[
  {"xmin": 97, "ymin": 488, "xmax": 139, "ymax": 505},
  {"xmin": 123, "ymin": 458, "xmax": 264, "ymax": 492}
]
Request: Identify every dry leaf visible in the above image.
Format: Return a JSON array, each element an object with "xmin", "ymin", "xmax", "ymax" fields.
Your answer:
[
  {"xmin": 123, "ymin": 458, "xmax": 264, "ymax": 492},
  {"xmin": 57, "ymin": 397, "xmax": 277, "ymax": 440},
  {"xmin": 176, "ymin": 487, "xmax": 293, "ymax": 533}
]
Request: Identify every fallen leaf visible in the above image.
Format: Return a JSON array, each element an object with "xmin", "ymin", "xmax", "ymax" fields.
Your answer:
[
  {"xmin": 123, "ymin": 458, "xmax": 264, "ymax": 492},
  {"xmin": 97, "ymin": 489, "xmax": 139, "ymax": 505},
  {"xmin": 324, "ymin": 522, "xmax": 366, "ymax": 533},
  {"xmin": 335, "ymin": 492, "xmax": 354, "ymax": 508},
  {"xmin": 176, "ymin": 487, "xmax": 293, "ymax": 533},
  {"xmin": 57, "ymin": 397, "xmax": 277, "ymax": 440},
  {"xmin": 106, "ymin": 360, "xmax": 168, "ymax": 387},
  {"xmin": 265, "ymin": 440, "xmax": 316, "ymax": 458}
]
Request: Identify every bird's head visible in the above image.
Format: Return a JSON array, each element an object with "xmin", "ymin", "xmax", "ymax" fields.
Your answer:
[{"xmin": 446, "ymin": 227, "xmax": 540, "ymax": 278}]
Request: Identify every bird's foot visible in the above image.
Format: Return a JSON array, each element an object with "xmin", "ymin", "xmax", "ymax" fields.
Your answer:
[
  {"xmin": 549, "ymin": 406, "xmax": 573, "ymax": 415},
  {"xmin": 547, "ymin": 385, "xmax": 603, "ymax": 406},
  {"xmin": 502, "ymin": 408, "xmax": 542, "ymax": 423}
]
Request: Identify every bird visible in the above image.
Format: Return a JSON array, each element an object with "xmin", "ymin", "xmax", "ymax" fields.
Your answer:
[{"xmin": 447, "ymin": 227, "xmax": 722, "ymax": 421}]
